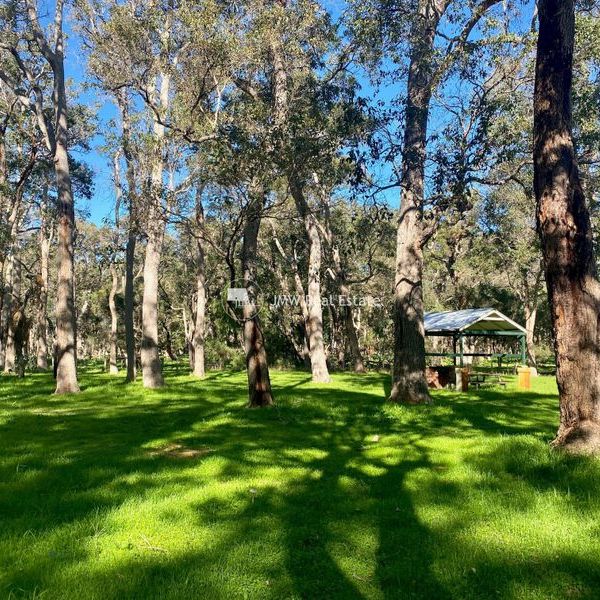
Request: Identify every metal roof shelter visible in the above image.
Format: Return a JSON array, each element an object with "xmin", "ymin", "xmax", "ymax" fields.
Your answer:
[{"xmin": 424, "ymin": 308, "xmax": 527, "ymax": 367}]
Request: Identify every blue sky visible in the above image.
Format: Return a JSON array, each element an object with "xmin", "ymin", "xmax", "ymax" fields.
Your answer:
[
  {"xmin": 64, "ymin": 0, "xmax": 354, "ymax": 225},
  {"xmin": 62, "ymin": 0, "xmax": 536, "ymax": 225},
  {"xmin": 64, "ymin": 24, "xmax": 116, "ymax": 225}
]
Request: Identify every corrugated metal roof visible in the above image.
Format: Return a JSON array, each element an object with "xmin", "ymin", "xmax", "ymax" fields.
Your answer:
[{"xmin": 424, "ymin": 308, "xmax": 526, "ymax": 335}]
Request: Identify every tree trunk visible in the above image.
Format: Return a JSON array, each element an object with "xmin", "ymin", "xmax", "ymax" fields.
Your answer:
[
  {"xmin": 192, "ymin": 191, "xmax": 206, "ymax": 378},
  {"xmin": 0, "ymin": 287, "xmax": 5, "ymax": 370},
  {"xmin": 1, "ymin": 172, "xmax": 23, "ymax": 370},
  {"xmin": 520, "ymin": 262, "xmax": 543, "ymax": 369},
  {"xmin": 534, "ymin": 0, "xmax": 600, "ymax": 453},
  {"xmin": 524, "ymin": 303, "xmax": 538, "ymax": 368},
  {"xmin": 49, "ymin": 25, "xmax": 79, "ymax": 393},
  {"xmin": 140, "ymin": 72, "xmax": 170, "ymax": 389},
  {"xmin": 389, "ymin": 0, "xmax": 441, "ymax": 404},
  {"xmin": 330, "ymin": 243, "xmax": 365, "ymax": 373},
  {"xmin": 162, "ymin": 322, "xmax": 177, "ymax": 360},
  {"xmin": 0, "ymin": 253, "xmax": 13, "ymax": 370},
  {"xmin": 124, "ymin": 232, "xmax": 136, "ymax": 381},
  {"xmin": 108, "ymin": 149, "xmax": 123, "ymax": 375},
  {"xmin": 0, "ymin": 129, "xmax": 6, "ymax": 221},
  {"xmin": 272, "ymin": 233, "xmax": 311, "ymax": 367},
  {"xmin": 36, "ymin": 211, "xmax": 50, "ymax": 369},
  {"xmin": 242, "ymin": 188, "xmax": 274, "ymax": 407},
  {"xmin": 118, "ymin": 95, "xmax": 138, "ymax": 383},
  {"xmin": 16, "ymin": 0, "xmax": 78, "ymax": 391},
  {"xmin": 389, "ymin": 175, "xmax": 429, "ymax": 404},
  {"xmin": 317, "ymin": 192, "xmax": 366, "ymax": 372},
  {"xmin": 0, "ymin": 132, "xmax": 7, "ymax": 367},
  {"xmin": 271, "ymin": 251, "xmax": 307, "ymax": 365},
  {"xmin": 108, "ymin": 263, "xmax": 119, "ymax": 374},
  {"xmin": 53, "ymin": 132, "xmax": 79, "ymax": 392},
  {"xmin": 182, "ymin": 306, "xmax": 194, "ymax": 369},
  {"xmin": 13, "ymin": 302, "xmax": 28, "ymax": 377},
  {"xmin": 141, "ymin": 225, "xmax": 164, "ymax": 387},
  {"xmin": 269, "ymin": 31, "xmax": 317, "ymax": 377},
  {"xmin": 289, "ymin": 180, "xmax": 330, "ymax": 383},
  {"xmin": 342, "ymin": 296, "xmax": 364, "ymax": 373},
  {"xmin": 288, "ymin": 246, "xmax": 311, "ymax": 367},
  {"xmin": 1, "ymin": 144, "xmax": 36, "ymax": 374},
  {"xmin": 3, "ymin": 251, "xmax": 19, "ymax": 373}
]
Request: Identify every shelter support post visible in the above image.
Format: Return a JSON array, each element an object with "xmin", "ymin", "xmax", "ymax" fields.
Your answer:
[
  {"xmin": 520, "ymin": 335, "xmax": 526, "ymax": 366},
  {"xmin": 452, "ymin": 335, "xmax": 457, "ymax": 366}
]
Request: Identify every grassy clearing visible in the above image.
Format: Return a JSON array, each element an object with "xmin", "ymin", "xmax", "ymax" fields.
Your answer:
[{"xmin": 1, "ymin": 364, "xmax": 599, "ymax": 599}]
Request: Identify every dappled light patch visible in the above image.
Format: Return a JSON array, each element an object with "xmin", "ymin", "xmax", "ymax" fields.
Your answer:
[{"xmin": 1, "ymin": 367, "xmax": 600, "ymax": 598}]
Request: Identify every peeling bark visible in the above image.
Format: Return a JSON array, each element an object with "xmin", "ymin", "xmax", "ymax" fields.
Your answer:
[{"xmin": 534, "ymin": 0, "xmax": 600, "ymax": 453}]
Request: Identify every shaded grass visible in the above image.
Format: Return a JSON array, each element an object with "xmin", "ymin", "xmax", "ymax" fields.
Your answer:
[{"xmin": 1, "ymin": 364, "xmax": 599, "ymax": 599}]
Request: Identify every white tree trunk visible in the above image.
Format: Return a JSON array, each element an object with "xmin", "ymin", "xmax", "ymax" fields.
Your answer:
[
  {"xmin": 289, "ymin": 180, "xmax": 330, "ymax": 383},
  {"xmin": 141, "ymin": 70, "xmax": 170, "ymax": 388},
  {"xmin": 36, "ymin": 219, "xmax": 50, "ymax": 369}
]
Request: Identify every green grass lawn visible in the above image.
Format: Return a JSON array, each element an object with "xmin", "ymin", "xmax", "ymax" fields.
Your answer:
[{"xmin": 1, "ymin": 365, "xmax": 600, "ymax": 600}]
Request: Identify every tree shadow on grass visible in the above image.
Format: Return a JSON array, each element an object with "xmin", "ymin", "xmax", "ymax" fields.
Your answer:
[
  {"xmin": 179, "ymin": 385, "xmax": 450, "ymax": 599},
  {"xmin": 1, "ymin": 368, "xmax": 598, "ymax": 599},
  {"xmin": 417, "ymin": 435, "xmax": 600, "ymax": 599},
  {"xmin": 1, "ymin": 370, "xmax": 452, "ymax": 598}
]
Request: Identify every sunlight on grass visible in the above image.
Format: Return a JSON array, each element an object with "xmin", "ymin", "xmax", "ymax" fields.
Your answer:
[{"xmin": 1, "ymin": 364, "xmax": 599, "ymax": 599}]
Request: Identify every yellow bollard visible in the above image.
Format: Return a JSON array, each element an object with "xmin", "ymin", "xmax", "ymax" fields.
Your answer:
[{"xmin": 517, "ymin": 367, "xmax": 531, "ymax": 390}]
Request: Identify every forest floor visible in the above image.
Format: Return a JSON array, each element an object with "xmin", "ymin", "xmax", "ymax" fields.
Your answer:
[{"xmin": 1, "ymin": 364, "xmax": 600, "ymax": 600}]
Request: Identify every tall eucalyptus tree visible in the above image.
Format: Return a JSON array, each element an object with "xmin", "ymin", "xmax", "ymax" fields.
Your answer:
[
  {"xmin": 534, "ymin": 0, "xmax": 600, "ymax": 453},
  {"xmin": 349, "ymin": 0, "xmax": 511, "ymax": 402},
  {"xmin": 0, "ymin": 0, "xmax": 80, "ymax": 392}
]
